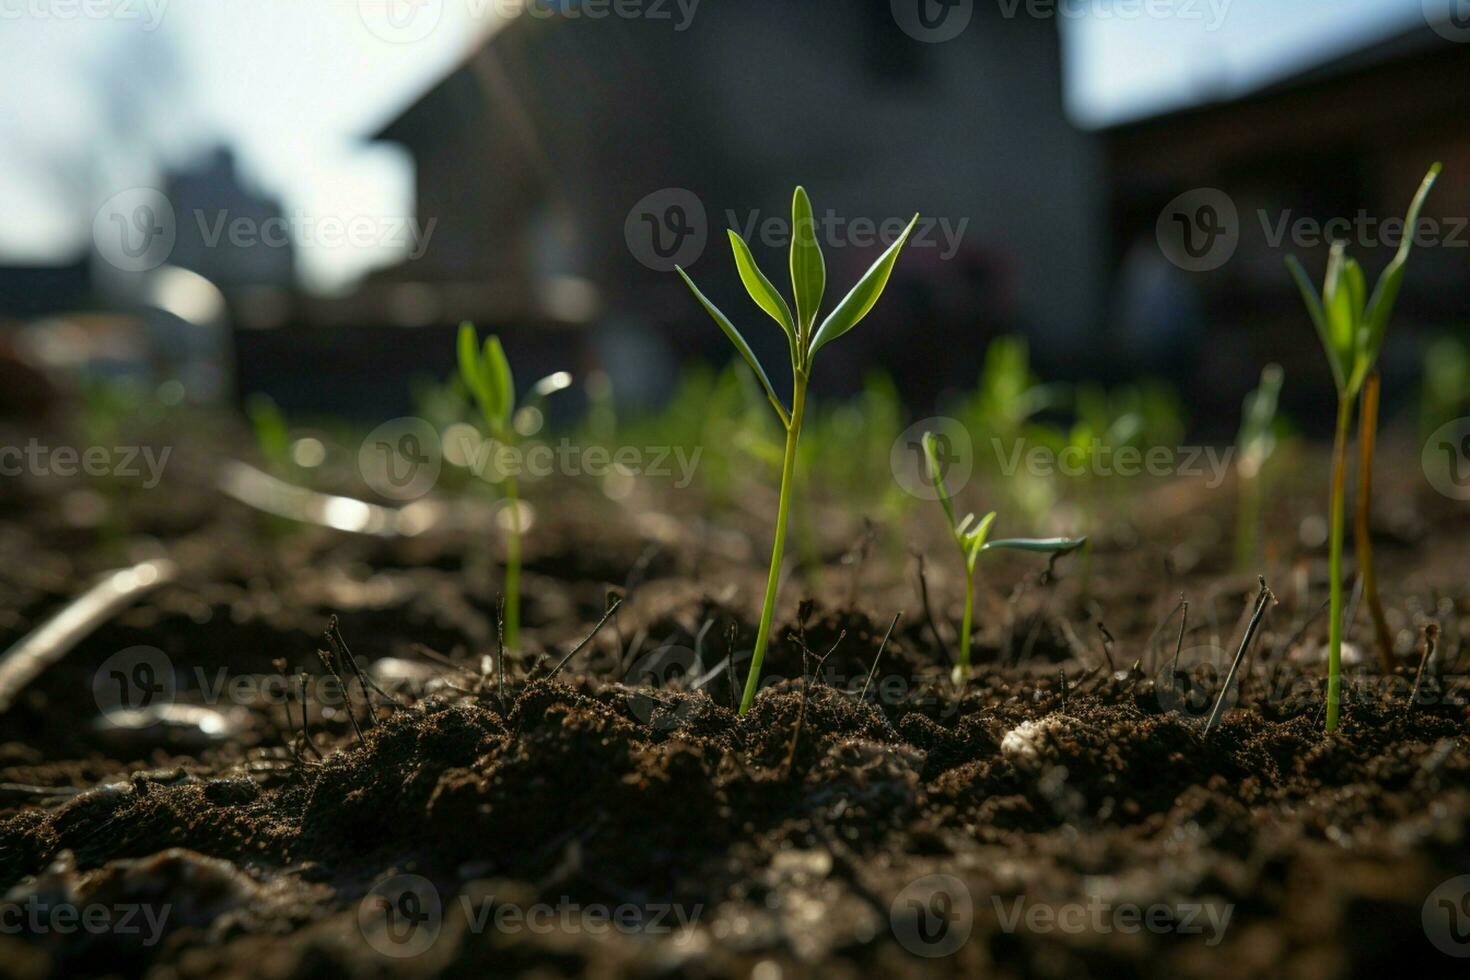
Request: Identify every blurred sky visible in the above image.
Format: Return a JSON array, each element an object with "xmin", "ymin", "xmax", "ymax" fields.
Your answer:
[{"xmin": 0, "ymin": 0, "xmax": 1434, "ymax": 292}]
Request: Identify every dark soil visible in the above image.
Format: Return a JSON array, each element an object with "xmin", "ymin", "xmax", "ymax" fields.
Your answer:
[{"xmin": 1, "ymin": 433, "xmax": 1468, "ymax": 978}]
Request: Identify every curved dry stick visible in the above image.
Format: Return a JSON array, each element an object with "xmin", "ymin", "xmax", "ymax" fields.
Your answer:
[{"xmin": 0, "ymin": 559, "xmax": 177, "ymax": 713}]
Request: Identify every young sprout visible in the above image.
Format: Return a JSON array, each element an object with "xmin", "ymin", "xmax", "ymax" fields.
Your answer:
[
  {"xmin": 1285, "ymin": 163, "xmax": 1440, "ymax": 732},
  {"xmin": 457, "ymin": 323, "xmax": 572, "ymax": 652},
  {"xmin": 245, "ymin": 393, "xmax": 291, "ymax": 474},
  {"xmin": 677, "ymin": 186, "xmax": 918, "ymax": 715},
  {"xmin": 1233, "ymin": 363, "xmax": 1284, "ymax": 571},
  {"xmin": 922, "ymin": 432, "xmax": 1085, "ymax": 683}
]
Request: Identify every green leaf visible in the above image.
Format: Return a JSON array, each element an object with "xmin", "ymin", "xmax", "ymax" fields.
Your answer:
[
  {"xmin": 922, "ymin": 431, "xmax": 956, "ymax": 529},
  {"xmin": 458, "ymin": 322, "xmax": 489, "ymax": 409},
  {"xmin": 728, "ymin": 230, "xmax": 797, "ymax": 360},
  {"xmin": 1360, "ymin": 162, "xmax": 1441, "ymax": 384},
  {"xmin": 1323, "ymin": 242, "xmax": 1357, "ymax": 363},
  {"xmin": 1286, "ymin": 255, "xmax": 1346, "ymax": 393},
  {"xmin": 963, "ymin": 511, "xmax": 997, "ymax": 570},
  {"xmin": 789, "ymin": 186, "xmax": 826, "ymax": 343},
  {"xmin": 483, "ymin": 335, "xmax": 515, "ymax": 430},
  {"xmin": 676, "ymin": 266, "xmax": 790, "ymax": 428},
  {"xmin": 981, "ymin": 536, "xmax": 1089, "ymax": 554},
  {"xmin": 809, "ymin": 213, "xmax": 919, "ymax": 360}
]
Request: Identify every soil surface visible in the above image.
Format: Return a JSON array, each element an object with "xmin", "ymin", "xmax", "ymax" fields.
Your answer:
[{"xmin": 1, "ymin": 428, "xmax": 1468, "ymax": 978}]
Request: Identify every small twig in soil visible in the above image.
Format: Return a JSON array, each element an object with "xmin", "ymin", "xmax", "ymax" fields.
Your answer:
[
  {"xmin": 860, "ymin": 612, "xmax": 901, "ymax": 703},
  {"xmin": 547, "ymin": 593, "xmax": 624, "ymax": 681},
  {"xmin": 912, "ymin": 550, "xmax": 948, "ymax": 665},
  {"xmin": 1170, "ymin": 595, "xmax": 1190, "ymax": 678},
  {"xmin": 297, "ymin": 670, "xmax": 323, "ymax": 759},
  {"xmin": 273, "ymin": 659, "xmax": 305, "ymax": 766},
  {"xmin": 1409, "ymin": 623, "xmax": 1441, "ymax": 710},
  {"xmin": 1204, "ymin": 576, "xmax": 1275, "ymax": 736},
  {"xmin": 495, "ymin": 595, "xmax": 507, "ymax": 713},
  {"xmin": 315, "ymin": 646, "xmax": 366, "ymax": 747},
  {"xmin": 326, "ymin": 616, "xmax": 406, "ymax": 713}
]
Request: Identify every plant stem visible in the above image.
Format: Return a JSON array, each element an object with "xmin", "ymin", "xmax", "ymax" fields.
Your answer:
[
  {"xmin": 739, "ymin": 374, "xmax": 807, "ymax": 715},
  {"xmin": 504, "ymin": 474, "xmax": 521, "ymax": 651},
  {"xmin": 959, "ymin": 563, "xmax": 975, "ymax": 678},
  {"xmin": 1325, "ymin": 396, "xmax": 1353, "ymax": 732},
  {"xmin": 1354, "ymin": 372, "xmax": 1395, "ymax": 673}
]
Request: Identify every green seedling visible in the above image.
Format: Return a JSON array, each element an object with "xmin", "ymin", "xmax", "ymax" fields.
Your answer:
[
  {"xmin": 922, "ymin": 431, "xmax": 1085, "ymax": 684},
  {"xmin": 1285, "ymin": 163, "xmax": 1440, "ymax": 732},
  {"xmin": 457, "ymin": 323, "xmax": 571, "ymax": 651},
  {"xmin": 677, "ymin": 186, "xmax": 918, "ymax": 715},
  {"xmin": 1233, "ymin": 363, "xmax": 1284, "ymax": 571},
  {"xmin": 245, "ymin": 393, "xmax": 291, "ymax": 473}
]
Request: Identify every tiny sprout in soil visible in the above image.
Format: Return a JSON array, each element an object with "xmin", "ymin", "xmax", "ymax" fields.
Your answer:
[
  {"xmin": 457, "ymin": 322, "xmax": 572, "ymax": 651},
  {"xmin": 921, "ymin": 431, "xmax": 1086, "ymax": 685},
  {"xmin": 1285, "ymin": 162, "xmax": 1440, "ymax": 732}
]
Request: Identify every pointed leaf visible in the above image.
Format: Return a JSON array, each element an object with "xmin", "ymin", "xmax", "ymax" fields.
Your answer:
[
  {"xmin": 963, "ymin": 511, "xmax": 997, "ymax": 570},
  {"xmin": 676, "ymin": 266, "xmax": 790, "ymax": 427},
  {"xmin": 809, "ymin": 213, "xmax": 919, "ymax": 360},
  {"xmin": 457, "ymin": 322, "xmax": 489, "ymax": 409},
  {"xmin": 728, "ymin": 230, "xmax": 797, "ymax": 359},
  {"xmin": 1286, "ymin": 255, "xmax": 1346, "ymax": 393},
  {"xmin": 1360, "ymin": 163, "xmax": 1441, "ymax": 382},
  {"xmin": 484, "ymin": 336, "xmax": 515, "ymax": 430},
  {"xmin": 980, "ymin": 536, "xmax": 1088, "ymax": 554},
  {"xmin": 789, "ymin": 186, "xmax": 826, "ymax": 341},
  {"xmin": 1323, "ymin": 242, "xmax": 1357, "ymax": 363}
]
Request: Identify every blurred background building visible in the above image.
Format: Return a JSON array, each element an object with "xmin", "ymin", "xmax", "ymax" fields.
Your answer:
[{"xmin": 0, "ymin": 0, "xmax": 1465, "ymax": 429}]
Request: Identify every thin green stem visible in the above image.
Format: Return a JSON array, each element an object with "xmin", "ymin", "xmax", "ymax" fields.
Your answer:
[
  {"xmin": 959, "ymin": 563, "xmax": 975, "ymax": 677},
  {"xmin": 739, "ymin": 374, "xmax": 807, "ymax": 715},
  {"xmin": 1325, "ymin": 396, "xmax": 1353, "ymax": 732},
  {"xmin": 504, "ymin": 474, "xmax": 521, "ymax": 651}
]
